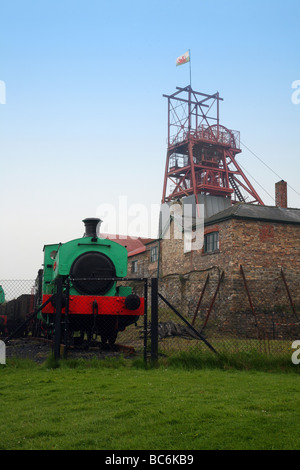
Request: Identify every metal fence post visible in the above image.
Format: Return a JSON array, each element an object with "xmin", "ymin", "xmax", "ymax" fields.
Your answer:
[
  {"xmin": 64, "ymin": 278, "xmax": 70, "ymax": 358},
  {"xmin": 143, "ymin": 278, "xmax": 148, "ymax": 364},
  {"xmin": 54, "ymin": 278, "xmax": 63, "ymax": 361},
  {"xmin": 151, "ymin": 277, "xmax": 158, "ymax": 362}
]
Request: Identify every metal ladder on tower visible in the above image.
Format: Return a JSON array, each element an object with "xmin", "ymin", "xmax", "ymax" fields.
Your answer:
[{"xmin": 229, "ymin": 174, "xmax": 245, "ymax": 202}]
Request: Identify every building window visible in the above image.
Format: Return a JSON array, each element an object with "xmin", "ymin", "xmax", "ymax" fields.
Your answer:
[
  {"xmin": 204, "ymin": 232, "xmax": 219, "ymax": 253},
  {"xmin": 150, "ymin": 245, "xmax": 158, "ymax": 263},
  {"xmin": 131, "ymin": 260, "xmax": 138, "ymax": 273}
]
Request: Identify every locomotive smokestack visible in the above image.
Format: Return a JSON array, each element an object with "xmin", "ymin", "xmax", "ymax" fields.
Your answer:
[{"xmin": 82, "ymin": 218, "xmax": 102, "ymax": 239}]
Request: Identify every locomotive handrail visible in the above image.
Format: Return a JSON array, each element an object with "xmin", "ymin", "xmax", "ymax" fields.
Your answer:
[{"xmin": 77, "ymin": 243, "xmax": 111, "ymax": 247}]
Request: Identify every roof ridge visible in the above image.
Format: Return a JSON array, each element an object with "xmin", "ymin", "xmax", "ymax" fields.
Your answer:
[
  {"xmin": 205, "ymin": 201, "xmax": 300, "ymax": 226},
  {"xmin": 233, "ymin": 203, "xmax": 243, "ymax": 215}
]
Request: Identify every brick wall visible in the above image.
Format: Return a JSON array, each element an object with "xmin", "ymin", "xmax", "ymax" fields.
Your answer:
[
  {"xmin": 158, "ymin": 217, "xmax": 300, "ymax": 339},
  {"xmin": 275, "ymin": 180, "xmax": 288, "ymax": 208},
  {"xmin": 127, "ymin": 242, "xmax": 159, "ymax": 279}
]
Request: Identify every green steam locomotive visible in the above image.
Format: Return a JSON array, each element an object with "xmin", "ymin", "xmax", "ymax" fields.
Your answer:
[{"xmin": 37, "ymin": 218, "xmax": 144, "ymax": 345}]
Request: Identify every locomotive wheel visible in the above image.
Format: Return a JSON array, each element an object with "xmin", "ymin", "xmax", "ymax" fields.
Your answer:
[
  {"xmin": 100, "ymin": 333, "xmax": 108, "ymax": 344},
  {"xmin": 108, "ymin": 330, "xmax": 118, "ymax": 345},
  {"xmin": 100, "ymin": 329, "xmax": 118, "ymax": 345},
  {"xmin": 32, "ymin": 320, "xmax": 42, "ymax": 337}
]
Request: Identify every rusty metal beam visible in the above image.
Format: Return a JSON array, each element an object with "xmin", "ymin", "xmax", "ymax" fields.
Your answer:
[
  {"xmin": 158, "ymin": 291, "xmax": 218, "ymax": 355},
  {"xmin": 201, "ymin": 271, "xmax": 224, "ymax": 332},
  {"xmin": 240, "ymin": 265, "xmax": 257, "ymax": 323},
  {"xmin": 280, "ymin": 268, "xmax": 298, "ymax": 319},
  {"xmin": 191, "ymin": 274, "xmax": 210, "ymax": 325}
]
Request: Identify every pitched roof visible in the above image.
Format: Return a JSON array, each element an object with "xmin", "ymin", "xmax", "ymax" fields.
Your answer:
[
  {"xmin": 204, "ymin": 203, "xmax": 300, "ymax": 226},
  {"xmin": 101, "ymin": 234, "xmax": 156, "ymax": 256}
]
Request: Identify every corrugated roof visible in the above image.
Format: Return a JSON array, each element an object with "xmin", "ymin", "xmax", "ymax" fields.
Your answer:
[{"xmin": 204, "ymin": 203, "xmax": 300, "ymax": 226}]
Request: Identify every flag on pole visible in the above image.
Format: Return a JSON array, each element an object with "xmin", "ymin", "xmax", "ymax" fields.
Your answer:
[{"xmin": 176, "ymin": 51, "xmax": 190, "ymax": 66}]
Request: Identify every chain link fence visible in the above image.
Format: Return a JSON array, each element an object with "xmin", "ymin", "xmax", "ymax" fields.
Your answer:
[
  {"xmin": 155, "ymin": 273, "xmax": 300, "ymax": 359},
  {"xmin": 1, "ymin": 275, "xmax": 299, "ymax": 363},
  {"xmin": 0, "ymin": 278, "xmax": 149, "ymax": 362},
  {"xmin": 55, "ymin": 277, "xmax": 148, "ymax": 359},
  {"xmin": 0, "ymin": 280, "xmax": 36, "ymax": 339}
]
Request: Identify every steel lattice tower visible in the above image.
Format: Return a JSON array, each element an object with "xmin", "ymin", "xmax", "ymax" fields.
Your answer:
[{"xmin": 161, "ymin": 86, "xmax": 264, "ymax": 206}]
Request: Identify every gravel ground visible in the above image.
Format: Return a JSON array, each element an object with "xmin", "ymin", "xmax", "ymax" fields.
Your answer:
[
  {"xmin": 4, "ymin": 338, "xmax": 137, "ymax": 364},
  {"xmin": 4, "ymin": 338, "xmax": 52, "ymax": 363}
]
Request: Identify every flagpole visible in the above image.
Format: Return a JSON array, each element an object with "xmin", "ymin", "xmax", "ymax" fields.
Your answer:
[{"xmin": 189, "ymin": 49, "xmax": 192, "ymax": 88}]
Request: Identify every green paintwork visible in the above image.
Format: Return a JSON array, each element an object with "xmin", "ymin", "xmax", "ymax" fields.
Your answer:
[
  {"xmin": 117, "ymin": 286, "xmax": 132, "ymax": 296},
  {"xmin": 0, "ymin": 285, "xmax": 5, "ymax": 304},
  {"xmin": 42, "ymin": 244, "xmax": 60, "ymax": 295},
  {"xmin": 42, "ymin": 236, "xmax": 128, "ymax": 297}
]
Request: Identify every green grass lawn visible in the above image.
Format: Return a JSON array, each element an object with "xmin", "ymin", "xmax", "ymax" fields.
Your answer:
[{"xmin": 1, "ymin": 356, "xmax": 300, "ymax": 450}]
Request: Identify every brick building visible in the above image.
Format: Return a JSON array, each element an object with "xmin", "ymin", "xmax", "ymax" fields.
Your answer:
[
  {"xmin": 103, "ymin": 234, "xmax": 159, "ymax": 278},
  {"xmin": 160, "ymin": 198, "xmax": 300, "ymax": 279},
  {"xmin": 115, "ymin": 181, "xmax": 300, "ymax": 338}
]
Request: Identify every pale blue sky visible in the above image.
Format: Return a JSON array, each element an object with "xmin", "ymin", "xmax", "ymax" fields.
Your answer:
[{"xmin": 0, "ymin": 0, "xmax": 300, "ymax": 278}]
